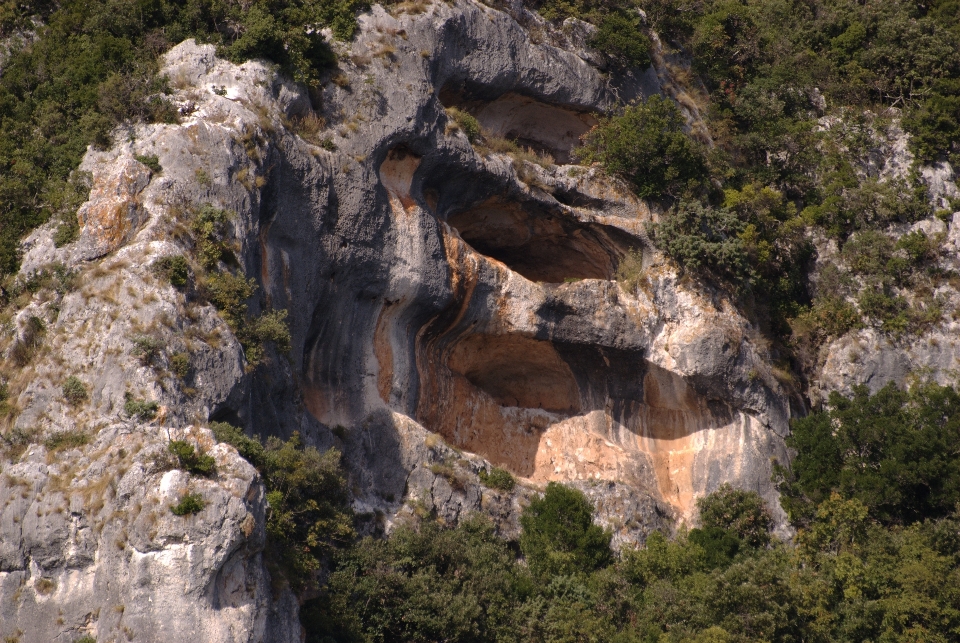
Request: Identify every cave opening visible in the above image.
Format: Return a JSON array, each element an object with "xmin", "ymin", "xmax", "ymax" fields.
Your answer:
[
  {"xmin": 438, "ymin": 87, "xmax": 597, "ymax": 164},
  {"xmin": 447, "ymin": 334, "xmax": 581, "ymax": 414},
  {"xmin": 446, "ymin": 197, "xmax": 622, "ymax": 283}
]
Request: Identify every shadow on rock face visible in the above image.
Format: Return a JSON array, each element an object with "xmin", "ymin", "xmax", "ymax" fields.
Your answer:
[
  {"xmin": 447, "ymin": 197, "xmax": 625, "ymax": 283},
  {"xmin": 438, "ymin": 86, "xmax": 598, "ymax": 164}
]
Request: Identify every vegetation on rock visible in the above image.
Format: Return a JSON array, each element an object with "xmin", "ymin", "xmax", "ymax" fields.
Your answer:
[
  {"xmin": 168, "ymin": 440, "xmax": 216, "ymax": 476},
  {"xmin": 212, "ymin": 422, "xmax": 355, "ymax": 593},
  {"xmin": 577, "ymin": 95, "xmax": 707, "ymax": 199},
  {"xmin": 170, "ymin": 492, "xmax": 205, "ymax": 516},
  {"xmin": 0, "ymin": 0, "xmax": 360, "ymax": 279},
  {"xmin": 301, "ymin": 398, "xmax": 960, "ymax": 641}
]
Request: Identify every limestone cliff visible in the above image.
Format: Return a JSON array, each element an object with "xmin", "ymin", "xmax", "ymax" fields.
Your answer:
[{"xmin": 5, "ymin": 0, "xmax": 957, "ymax": 639}]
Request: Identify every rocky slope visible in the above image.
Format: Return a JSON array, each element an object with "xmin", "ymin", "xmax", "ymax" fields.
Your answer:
[{"xmin": 2, "ymin": 0, "xmax": 959, "ymax": 640}]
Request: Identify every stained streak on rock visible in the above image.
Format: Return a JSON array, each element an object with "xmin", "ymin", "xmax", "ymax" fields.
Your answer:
[
  {"xmin": 76, "ymin": 156, "xmax": 152, "ymax": 258},
  {"xmin": 374, "ymin": 302, "xmax": 397, "ymax": 405}
]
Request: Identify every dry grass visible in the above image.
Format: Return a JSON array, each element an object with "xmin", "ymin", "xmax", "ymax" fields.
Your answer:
[
  {"xmin": 616, "ymin": 249, "xmax": 645, "ymax": 293},
  {"xmin": 286, "ymin": 112, "xmax": 326, "ymax": 145},
  {"xmin": 480, "ymin": 135, "xmax": 555, "ymax": 168},
  {"xmin": 373, "ymin": 43, "xmax": 397, "ymax": 60},
  {"xmin": 389, "ymin": 0, "xmax": 430, "ymax": 15},
  {"xmin": 349, "ymin": 53, "xmax": 372, "ymax": 67}
]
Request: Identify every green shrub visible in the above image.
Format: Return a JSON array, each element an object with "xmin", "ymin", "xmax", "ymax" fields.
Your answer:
[
  {"xmin": 191, "ymin": 205, "xmax": 233, "ymax": 270},
  {"xmin": 123, "ymin": 393, "xmax": 158, "ymax": 421},
  {"xmin": 54, "ymin": 216, "xmax": 80, "ymax": 248},
  {"xmin": 202, "ymin": 268, "xmax": 290, "ymax": 367},
  {"xmin": 312, "ymin": 515, "xmax": 525, "ymax": 642},
  {"xmin": 134, "ymin": 154, "xmax": 162, "ymax": 174},
  {"xmin": 793, "ymin": 296, "xmax": 861, "ymax": 339},
  {"xmin": 520, "ymin": 482, "xmax": 612, "ymax": 577},
  {"xmin": 204, "ymin": 271, "xmax": 256, "ymax": 330},
  {"xmin": 589, "ymin": 11, "xmax": 652, "ymax": 69},
  {"xmin": 169, "ymin": 352, "xmax": 190, "ymax": 379},
  {"xmin": 242, "ymin": 309, "xmax": 292, "ymax": 366},
  {"xmin": 696, "ymin": 483, "xmax": 773, "ymax": 548},
  {"xmin": 895, "ymin": 230, "xmax": 939, "ymax": 265},
  {"xmin": 779, "ymin": 382, "xmax": 960, "ymax": 526},
  {"xmin": 44, "ymin": 429, "xmax": 89, "ymax": 452},
  {"xmin": 445, "ymin": 107, "xmax": 482, "ymax": 144},
  {"xmin": 131, "ymin": 335, "xmax": 164, "ymax": 365},
  {"xmin": 168, "ymin": 440, "xmax": 216, "ymax": 476},
  {"xmin": 904, "ymin": 87, "xmax": 960, "ymax": 164},
  {"xmin": 576, "ymin": 95, "xmax": 707, "ymax": 199},
  {"xmin": 211, "ymin": 421, "xmax": 266, "ymax": 468},
  {"xmin": 213, "ymin": 424, "xmax": 353, "ymax": 592},
  {"xmin": 687, "ymin": 525, "xmax": 742, "ymax": 568},
  {"xmin": 479, "ymin": 466, "xmax": 516, "ymax": 492},
  {"xmin": 650, "ymin": 200, "xmax": 752, "ymax": 288},
  {"xmin": 152, "ymin": 254, "xmax": 190, "ymax": 287},
  {"xmin": 74, "ymin": 637, "xmax": 97, "ymax": 643},
  {"xmin": 61, "ymin": 376, "xmax": 88, "ymax": 406},
  {"xmin": 171, "ymin": 492, "xmax": 205, "ymax": 516}
]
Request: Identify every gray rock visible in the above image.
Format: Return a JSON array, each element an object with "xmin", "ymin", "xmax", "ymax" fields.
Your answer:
[{"xmin": 1, "ymin": 0, "xmax": 813, "ymax": 637}]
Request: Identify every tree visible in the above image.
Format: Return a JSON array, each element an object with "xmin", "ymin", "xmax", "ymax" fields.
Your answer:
[
  {"xmin": 520, "ymin": 483, "xmax": 612, "ymax": 577},
  {"xmin": 781, "ymin": 383, "xmax": 960, "ymax": 525},
  {"xmin": 650, "ymin": 200, "xmax": 753, "ymax": 288},
  {"xmin": 696, "ymin": 483, "xmax": 774, "ymax": 548}
]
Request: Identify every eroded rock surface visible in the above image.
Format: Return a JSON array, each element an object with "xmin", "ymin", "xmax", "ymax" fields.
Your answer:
[{"xmin": 3, "ymin": 1, "xmax": 812, "ymax": 638}]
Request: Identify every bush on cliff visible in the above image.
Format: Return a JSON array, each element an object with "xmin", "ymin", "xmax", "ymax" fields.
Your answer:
[
  {"xmin": 212, "ymin": 422, "xmax": 354, "ymax": 593},
  {"xmin": 576, "ymin": 95, "xmax": 707, "ymax": 200},
  {"xmin": 519, "ymin": 482, "xmax": 613, "ymax": 577}
]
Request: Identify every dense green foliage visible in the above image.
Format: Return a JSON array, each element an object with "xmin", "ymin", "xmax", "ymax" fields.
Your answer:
[
  {"xmin": 0, "ymin": 0, "xmax": 361, "ymax": 279},
  {"xmin": 122, "ymin": 393, "xmax": 159, "ymax": 420},
  {"xmin": 520, "ymin": 482, "xmax": 613, "ymax": 577},
  {"xmin": 152, "ymin": 254, "xmax": 190, "ymax": 287},
  {"xmin": 589, "ymin": 11, "xmax": 652, "ymax": 69},
  {"xmin": 577, "ymin": 96, "xmax": 707, "ymax": 199},
  {"xmin": 778, "ymin": 382, "xmax": 960, "ymax": 526},
  {"xmin": 170, "ymin": 492, "xmax": 205, "ymax": 515},
  {"xmin": 304, "ymin": 463, "xmax": 960, "ymax": 642},
  {"xmin": 576, "ymin": 0, "xmax": 959, "ymax": 349},
  {"xmin": 61, "ymin": 376, "xmax": 88, "ymax": 405},
  {"xmin": 168, "ymin": 439, "xmax": 217, "ymax": 475},
  {"xmin": 640, "ymin": 0, "xmax": 960, "ymax": 169},
  {"xmin": 695, "ymin": 482, "xmax": 773, "ymax": 548},
  {"xmin": 261, "ymin": 388, "xmax": 958, "ymax": 642},
  {"xmin": 650, "ymin": 200, "xmax": 752, "ymax": 286},
  {"xmin": 211, "ymin": 422, "xmax": 355, "ymax": 593},
  {"xmin": 479, "ymin": 466, "xmax": 517, "ymax": 492},
  {"xmin": 537, "ymin": 0, "xmax": 653, "ymax": 67}
]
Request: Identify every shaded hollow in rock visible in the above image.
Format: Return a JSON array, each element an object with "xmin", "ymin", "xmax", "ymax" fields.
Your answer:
[
  {"xmin": 439, "ymin": 88, "xmax": 597, "ymax": 163},
  {"xmin": 447, "ymin": 197, "xmax": 622, "ymax": 283},
  {"xmin": 447, "ymin": 333, "xmax": 581, "ymax": 414}
]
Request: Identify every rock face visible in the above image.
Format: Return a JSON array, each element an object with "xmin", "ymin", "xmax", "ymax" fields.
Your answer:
[
  {"xmin": 0, "ymin": 426, "xmax": 297, "ymax": 643},
  {"xmin": 809, "ymin": 118, "xmax": 960, "ymax": 402},
  {"xmin": 2, "ymin": 0, "xmax": 813, "ymax": 638}
]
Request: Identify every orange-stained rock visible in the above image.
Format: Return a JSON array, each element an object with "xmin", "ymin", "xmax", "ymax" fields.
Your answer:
[{"xmin": 76, "ymin": 155, "xmax": 152, "ymax": 259}]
